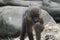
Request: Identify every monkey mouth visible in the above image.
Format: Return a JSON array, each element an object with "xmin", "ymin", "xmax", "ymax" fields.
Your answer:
[{"xmin": 33, "ymin": 19, "xmax": 39, "ymax": 23}]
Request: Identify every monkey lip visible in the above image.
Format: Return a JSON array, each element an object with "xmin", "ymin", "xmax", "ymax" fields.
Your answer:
[
  {"xmin": 34, "ymin": 19, "xmax": 39, "ymax": 23},
  {"xmin": 35, "ymin": 22, "xmax": 40, "ymax": 26}
]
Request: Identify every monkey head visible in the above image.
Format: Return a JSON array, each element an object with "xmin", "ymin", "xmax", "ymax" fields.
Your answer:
[{"xmin": 29, "ymin": 7, "xmax": 40, "ymax": 23}]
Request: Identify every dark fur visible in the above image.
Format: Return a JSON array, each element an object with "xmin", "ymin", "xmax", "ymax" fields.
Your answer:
[{"xmin": 20, "ymin": 8, "xmax": 44, "ymax": 40}]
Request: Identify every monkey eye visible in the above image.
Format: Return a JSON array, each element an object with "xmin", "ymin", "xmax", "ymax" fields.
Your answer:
[{"xmin": 31, "ymin": 14, "xmax": 39, "ymax": 18}]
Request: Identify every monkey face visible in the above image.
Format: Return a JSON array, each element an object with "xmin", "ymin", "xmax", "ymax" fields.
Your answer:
[
  {"xmin": 31, "ymin": 13, "xmax": 39, "ymax": 23},
  {"xmin": 30, "ymin": 8, "xmax": 40, "ymax": 23}
]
